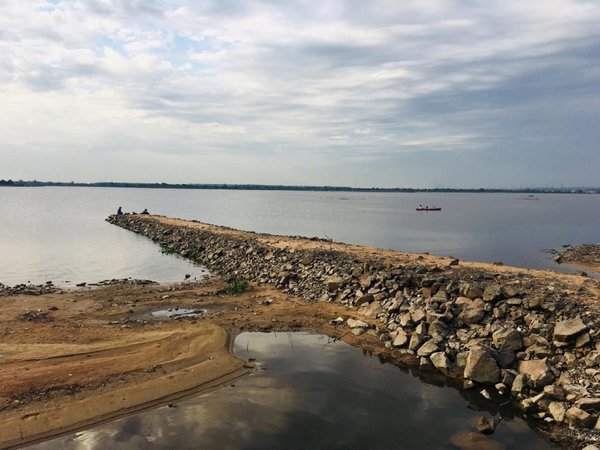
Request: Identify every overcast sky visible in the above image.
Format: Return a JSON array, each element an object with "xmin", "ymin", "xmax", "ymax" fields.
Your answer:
[{"xmin": 0, "ymin": 1, "xmax": 599, "ymax": 188}]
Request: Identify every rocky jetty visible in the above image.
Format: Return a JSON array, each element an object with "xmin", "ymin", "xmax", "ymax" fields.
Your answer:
[
  {"xmin": 107, "ymin": 214, "xmax": 600, "ymax": 440},
  {"xmin": 560, "ymin": 244, "xmax": 600, "ymax": 271}
]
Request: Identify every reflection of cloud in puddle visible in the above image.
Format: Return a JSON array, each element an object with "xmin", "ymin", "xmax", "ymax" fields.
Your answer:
[
  {"xmin": 30, "ymin": 332, "xmax": 553, "ymax": 450},
  {"xmin": 43, "ymin": 375, "xmax": 297, "ymax": 450}
]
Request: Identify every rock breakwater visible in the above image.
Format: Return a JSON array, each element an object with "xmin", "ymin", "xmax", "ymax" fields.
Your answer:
[{"xmin": 107, "ymin": 214, "xmax": 600, "ymax": 441}]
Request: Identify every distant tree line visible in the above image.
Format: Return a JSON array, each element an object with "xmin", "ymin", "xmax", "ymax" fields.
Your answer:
[{"xmin": 0, "ymin": 179, "xmax": 598, "ymax": 194}]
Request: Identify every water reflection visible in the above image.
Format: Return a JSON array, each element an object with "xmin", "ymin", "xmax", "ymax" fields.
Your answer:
[{"xmin": 28, "ymin": 332, "xmax": 554, "ymax": 450}]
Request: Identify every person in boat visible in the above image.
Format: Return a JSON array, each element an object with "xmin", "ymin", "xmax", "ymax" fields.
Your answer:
[
  {"xmin": 117, "ymin": 206, "xmax": 123, "ymax": 215},
  {"xmin": 141, "ymin": 208, "xmax": 149, "ymax": 215}
]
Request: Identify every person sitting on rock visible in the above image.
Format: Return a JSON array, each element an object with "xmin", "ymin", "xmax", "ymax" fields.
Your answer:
[
  {"xmin": 141, "ymin": 208, "xmax": 149, "ymax": 215},
  {"xmin": 117, "ymin": 206, "xmax": 123, "ymax": 215}
]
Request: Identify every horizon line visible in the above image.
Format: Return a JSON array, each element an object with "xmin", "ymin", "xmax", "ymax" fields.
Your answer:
[{"xmin": 0, "ymin": 179, "xmax": 599, "ymax": 193}]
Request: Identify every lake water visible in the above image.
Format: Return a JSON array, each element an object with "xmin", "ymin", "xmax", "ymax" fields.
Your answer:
[
  {"xmin": 27, "ymin": 332, "xmax": 554, "ymax": 450},
  {"xmin": 0, "ymin": 187, "xmax": 599, "ymax": 285}
]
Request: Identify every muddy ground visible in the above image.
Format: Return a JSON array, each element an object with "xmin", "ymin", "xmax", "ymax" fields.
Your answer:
[{"xmin": 0, "ymin": 279, "xmax": 382, "ymax": 449}]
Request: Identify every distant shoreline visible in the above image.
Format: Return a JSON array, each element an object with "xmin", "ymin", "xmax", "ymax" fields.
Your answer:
[{"xmin": 1, "ymin": 180, "xmax": 598, "ymax": 194}]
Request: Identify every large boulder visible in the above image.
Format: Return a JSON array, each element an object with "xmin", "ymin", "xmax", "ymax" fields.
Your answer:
[
  {"xmin": 408, "ymin": 332, "xmax": 424, "ymax": 351},
  {"xmin": 347, "ymin": 318, "xmax": 369, "ymax": 329},
  {"xmin": 548, "ymin": 401, "xmax": 567, "ymax": 422},
  {"xmin": 566, "ymin": 407, "xmax": 595, "ymax": 428},
  {"xmin": 482, "ymin": 284, "xmax": 504, "ymax": 302},
  {"xmin": 326, "ymin": 276, "xmax": 343, "ymax": 291},
  {"xmin": 459, "ymin": 283, "xmax": 483, "ymax": 300},
  {"xmin": 430, "ymin": 351, "xmax": 450, "ymax": 374},
  {"xmin": 492, "ymin": 328, "xmax": 523, "ymax": 352},
  {"xmin": 518, "ymin": 359, "xmax": 555, "ymax": 389},
  {"xmin": 458, "ymin": 306, "xmax": 485, "ymax": 325},
  {"xmin": 416, "ymin": 340, "xmax": 439, "ymax": 357},
  {"xmin": 392, "ymin": 329, "xmax": 409, "ymax": 347},
  {"xmin": 359, "ymin": 301, "xmax": 383, "ymax": 319},
  {"xmin": 554, "ymin": 316, "xmax": 587, "ymax": 343},
  {"xmin": 355, "ymin": 293, "xmax": 374, "ymax": 306},
  {"xmin": 464, "ymin": 346, "xmax": 500, "ymax": 384},
  {"xmin": 511, "ymin": 374, "xmax": 528, "ymax": 396}
]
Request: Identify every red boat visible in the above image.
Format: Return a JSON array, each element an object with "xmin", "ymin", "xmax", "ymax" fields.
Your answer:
[{"xmin": 416, "ymin": 207, "xmax": 441, "ymax": 211}]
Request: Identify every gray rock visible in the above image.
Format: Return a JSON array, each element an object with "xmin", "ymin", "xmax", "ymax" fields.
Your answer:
[
  {"xmin": 543, "ymin": 384, "xmax": 566, "ymax": 400},
  {"xmin": 350, "ymin": 327, "xmax": 366, "ymax": 336},
  {"xmin": 326, "ymin": 276, "xmax": 343, "ymax": 291},
  {"xmin": 518, "ymin": 359, "xmax": 555, "ymax": 389},
  {"xmin": 407, "ymin": 332, "xmax": 424, "ymax": 352},
  {"xmin": 565, "ymin": 407, "xmax": 595, "ymax": 428},
  {"xmin": 359, "ymin": 275, "xmax": 374, "ymax": 289},
  {"xmin": 355, "ymin": 293, "xmax": 374, "ymax": 306},
  {"xmin": 464, "ymin": 346, "xmax": 501, "ymax": 384},
  {"xmin": 429, "ymin": 320, "xmax": 449, "ymax": 340},
  {"xmin": 331, "ymin": 316, "xmax": 344, "ymax": 325},
  {"xmin": 416, "ymin": 340, "xmax": 439, "ymax": 357},
  {"xmin": 482, "ymin": 284, "xmax": 503, "ymax": 302},
  {"xmin": 576, "ymin": 332, "xmax": 591, "ymax": 348},
  {"xmin": 456, "ymin": 351, "xmax": 469, "ymax": 368},
  {"xmin": 492, "ymin": 328, "xmax": 523, "ymax": 352},
  {"xmin": 553, "ymin": 316, "xmax": 587, "ymax": 343},
  {"xmin": 458, "ymin": 307, "xmax": 485, "ymax": 325},
  {"xmin": 359, "ymin": 301, "xmax": 383, "ymax": 319},
  {"xmin": 460, "ymin": 283, "xmax": 483, "ymax": 300},
  {"xmin": 392, "ymin": 329, "xmax": 409, "ymax": 347},
  {"xmin": 430, "ymin": 351, "xmax": 450, "ymax": 374},
  {"xmin": 347, "ymin": 318, "xmax": 369, "ymax": 329},
  {"xmin": 548, "ymin": 401, "xmax": 566, "ymax": 422},
  {"xmin": 411, "ymin": 309, "xmax": 426, "ymax": 324},
  {"xmin": 511, "ymin": 374, "xmax": 528, "ymax": 396}
]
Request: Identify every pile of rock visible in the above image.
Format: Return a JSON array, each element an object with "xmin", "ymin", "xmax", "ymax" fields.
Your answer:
[
  {"xmin": 87, "ymin": 278, "xmax": 158, "ymax": 287},
  {"xmin": 107, "ymin": 214, "xmax": 600, "ymax": 436},
  {"xmin": 0, "ymin": 282, "xmax": 59, "ymax": 297},
  {"xmin": 560, "ymin": 244, "xmax": 600, "ymax": 269},
  {"xmin": 17, "ymin": 310, "xmax": 52, "ymax": 322}
]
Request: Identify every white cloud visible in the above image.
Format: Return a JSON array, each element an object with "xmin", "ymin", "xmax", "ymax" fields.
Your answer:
[{"xmin": 0, "ymin": 0, "xmax": 599, "ymax": 187}]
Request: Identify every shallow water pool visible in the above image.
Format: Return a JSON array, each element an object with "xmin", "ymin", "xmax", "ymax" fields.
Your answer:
[{"xmin": 27, "ymin": 332, "xmax": 556, "ymax": 450}]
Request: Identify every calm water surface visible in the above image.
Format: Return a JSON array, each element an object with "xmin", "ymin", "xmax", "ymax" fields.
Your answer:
[
  {"xmin": 28, "ymin": 332, "xmax": 555, "ymax": 450},
  {"xmin": 0, "ymin": 187, "xmax": 598, "ymax": 285}
]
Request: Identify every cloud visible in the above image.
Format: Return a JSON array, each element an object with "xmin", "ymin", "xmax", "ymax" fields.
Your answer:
[{"xmin": 0, "ymin": 0, "xmax": 598, "ymax": 187}]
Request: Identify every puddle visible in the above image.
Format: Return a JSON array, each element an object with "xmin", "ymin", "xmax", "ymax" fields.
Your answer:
[
  {"xmin": 26, "ymin": 332, "xmax": 557, "ymax": 450},
  {"xmin": 150, "ymin": 308, "xmax": 203, "ymax": 319}
]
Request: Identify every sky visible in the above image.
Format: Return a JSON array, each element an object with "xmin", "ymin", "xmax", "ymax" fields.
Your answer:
[{"xmin": 0, "ymin": 0, "xmax": 599, "ymax": 188}]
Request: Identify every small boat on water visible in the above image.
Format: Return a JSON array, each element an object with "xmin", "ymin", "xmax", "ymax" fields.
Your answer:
[{"xmin": 416, "ymin": 206, "xmax": 441, "ymax": 211}]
